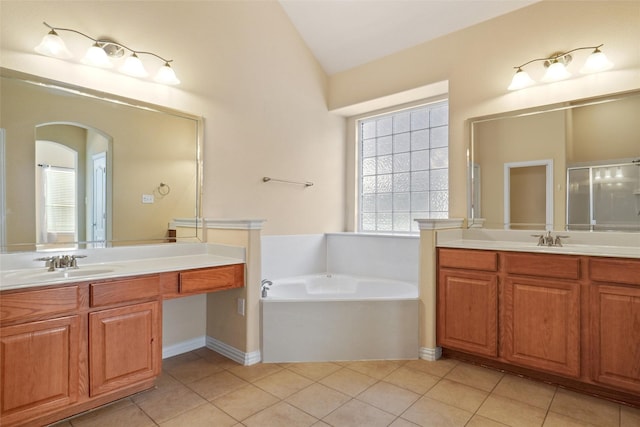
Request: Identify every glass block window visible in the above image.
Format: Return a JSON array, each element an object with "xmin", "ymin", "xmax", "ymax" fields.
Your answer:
[{"xmin": 359, "ymin": 101, "xmax": 449, "ymax": 233}]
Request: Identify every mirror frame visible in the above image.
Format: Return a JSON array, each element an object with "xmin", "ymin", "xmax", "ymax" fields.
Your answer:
[
  {"xmin": 468, "ymin": 89, "xmax": 640, "ymax": 230},
  {"xmin": 0, "ymin": 68, "xmax": 204, "ymax": 251}
]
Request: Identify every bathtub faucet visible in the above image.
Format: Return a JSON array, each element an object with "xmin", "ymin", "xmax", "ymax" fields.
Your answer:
[{"xmin": 261, "ymin": 279, "xmax": 272, "ymax": 298}]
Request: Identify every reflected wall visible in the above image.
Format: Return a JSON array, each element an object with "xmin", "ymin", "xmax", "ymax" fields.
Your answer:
[{"xmin": 0, "ymin": 75, "xmax": 200, "ymax": 251}]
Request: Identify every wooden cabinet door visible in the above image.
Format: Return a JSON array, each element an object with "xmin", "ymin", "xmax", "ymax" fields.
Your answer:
[
  {"xmin": 503, "ymin": 277, "xmax": 580, "ymax": 377},
  {"xmin": 590, "ymin": 284, "xmax": 640, "ymax": 393},
  {"xmin": 89, "ymin": 301, "xmax": 161, "ymax": 396},
  {"xmin": 437, "ymin": 269, "xmax": 498, "ymax": 357},
  {"xmin": 0, "ymin": 316, "xmax": 80, "ymax": 425}
]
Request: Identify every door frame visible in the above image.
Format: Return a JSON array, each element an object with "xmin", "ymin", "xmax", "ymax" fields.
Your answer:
[
  {"xmin": 0, "ymin": 129, "xmax": 6, "ymax": 248},
  {"xmin": 504, "ymin": 159, "xmax": 554, "ymax": 230}
]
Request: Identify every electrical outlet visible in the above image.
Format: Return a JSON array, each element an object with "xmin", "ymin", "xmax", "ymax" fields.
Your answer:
[
  {"xmin": 237, "ymin": 298, "xmax": 245, "ymax": 316},
  {"xmin": 142, "ymin": 194, "xmax": 154, "ymax": 204}
]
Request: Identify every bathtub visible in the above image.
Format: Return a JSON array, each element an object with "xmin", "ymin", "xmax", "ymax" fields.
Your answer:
[{"xmin": 261, "ymin": 273, "xmax": 419, "ymax": 362}]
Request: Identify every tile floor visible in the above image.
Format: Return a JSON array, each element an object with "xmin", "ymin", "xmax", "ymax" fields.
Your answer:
[{"xmin": 52, "ymin": 348, "xmax": 640, "ymax": 427}]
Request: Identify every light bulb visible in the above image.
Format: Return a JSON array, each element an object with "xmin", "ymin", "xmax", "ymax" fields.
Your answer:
[
  {"xmin": 508, "ymin": 68, "xmax": 535, "ymax": 90},
  {"xmin": 81, "ymin": 43, "xmax": 113, "ymax": 68},
  {"xmin": 615, "ymin": 167, "xmax": 623, "ymax": 178},
  {"xmin": 119, "ymin": 53, "xmax": 148, "ymax": 78},
  {"xmin": 34, "ymin": 30, "xmax": 73, "ymax": 59},
  {"xmin": 580, "ymin": 49, "xmax": 613, "ymax": 73},
  {"xmin": 542, "ymin": 61, "xmax": 571, "ymax": 82},
  {"xmin": 154, "ymin": 62, "xmax": 180, "ymax": 85}
]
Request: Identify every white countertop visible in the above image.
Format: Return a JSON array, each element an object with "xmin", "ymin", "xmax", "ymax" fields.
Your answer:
[
  {"xmin": 0, "ymin": 243, "xmax": 245, "ymax": 291},
  {"xmin": 436, "ymin": 229, "xmax": 640, "ymax": 259}
]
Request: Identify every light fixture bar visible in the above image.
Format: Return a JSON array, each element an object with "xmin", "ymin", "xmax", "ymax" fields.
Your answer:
[
  {"xmin": 508, "ymin": 44, "xmax": 613, "ymax": 91},
  {"xmin": 35, "ymin": 22, "xmax": 179, "ymax": 85}
]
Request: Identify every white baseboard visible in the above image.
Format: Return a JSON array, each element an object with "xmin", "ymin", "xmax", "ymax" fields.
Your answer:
[
  {"xmin": 206, "ymin": 336, "xmax": 261, "ymax": 366},
  {"xmin": 162, "ymin": 336, "xmax": 207, "ymax": 359},
  {"xmin": 419, "ymin": 346, "xmax": 442, "ymax": 361}
]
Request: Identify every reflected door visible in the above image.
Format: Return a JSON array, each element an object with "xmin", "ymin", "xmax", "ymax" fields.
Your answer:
[{"xmin": 91, "ymin": 152, "xmax": 107, "ymax": 245}]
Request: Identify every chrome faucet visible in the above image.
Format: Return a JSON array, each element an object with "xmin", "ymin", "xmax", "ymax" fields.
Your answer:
[
  {"xmin": 261, "ymin": 279, "xmax": 272, "ymax": 298},
  {"xmin": 531, "ymin": 231, "xmax": 569, "ymax": 247},
  {"xmin": 35, "ymin": 254, "xmax": 87, "ymax": 271}
]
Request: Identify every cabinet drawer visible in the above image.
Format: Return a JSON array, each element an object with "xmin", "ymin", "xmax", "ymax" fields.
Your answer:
[
  {"xmin": 90, "ymin": 275, "xmax": 160, "ymax": 307},
  {"xmin": 503, "ymin": 252, "xmax": 580, "ymax": 280},
  {"xmin": 590, "ymin": 258, "xmax": 640, "ymax": 286},
  {"xmin": 1, "ymin": 285, "xmax": 79, "ymax": 323},
  {"xmin": 179, "ymin": 264, "xmax": 244, "ymax": 294},
  {"xmin": 438, "ymin": 248, "xmax": 498, "ymax": 272}
]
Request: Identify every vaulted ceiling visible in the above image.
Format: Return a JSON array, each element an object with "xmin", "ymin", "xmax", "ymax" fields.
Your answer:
[{"xmin": 279, "ymin": 0, "xmax": 540, "ymax": 75}]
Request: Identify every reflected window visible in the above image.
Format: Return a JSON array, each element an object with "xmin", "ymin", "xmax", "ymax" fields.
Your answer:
[
  {"xmin": 36, "ymin": 140, "xmax": 78, "ymax": 249},
  {"xmin": 43, "ymin": 167, "xmax": 76, "ymax": 236}
]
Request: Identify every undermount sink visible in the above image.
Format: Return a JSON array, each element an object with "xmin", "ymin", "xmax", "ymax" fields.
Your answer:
[{"xmin": 2, "ymin": 266, "xmax": 120, "ymax": 283}]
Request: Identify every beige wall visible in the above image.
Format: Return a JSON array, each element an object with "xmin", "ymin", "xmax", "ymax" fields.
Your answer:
[
  {"xmin": 0, "ymin": 0, "xmax": 346, "ymax": 236},
  {"xmin": 329, "ymin": 0, "xmax": 640, "ymax": 221},
  {"xmin": 569, "ymin": 95, "xmax": 640, "ymax": 163}
]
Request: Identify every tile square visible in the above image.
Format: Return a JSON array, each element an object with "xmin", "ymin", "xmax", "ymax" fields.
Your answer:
[
  {"xmin": 286, "ymin": 383, "xmax": 351, "ymax": 419},
  {"xmin": 163, "ymin": 357, "xmax": 224, "ymax": 383},
  {"xmin": 549, "ymin": 389, "xmax": 620, "ymax": 427},
  {"xmin": 286, "ymin": 362, "xmax": 343, "ymax": 381},
  {"xmin": 243, "ymin": 401, "xmax": 317, "ymax": 427},
  {"xmin": 227, "ymin": 362, "xmax": 284, "ymax": 383},
  {"xmin": 212, "ymin": 384, "xmax": 279, "ymax": 421},
  {"xmin": 319, "ymin": 367, "xmax": 378, "ymax": 397},
  {"xmin": 492, "ymin": 374, "xmax": 556, "ymax": 410},
  {"xmin": 543, "ymin": 412, "xmax": 601, "ymax": 427},
  {"xmin": 477, "ymin": 394, "xmax": 546, "ymax": 427},
  {"xmin": 621, "ymin": 405, "xmax": 640, "ymax": 427},
  {"xmin": 403, "ymin": 358, "xmax": 458, "ymax": 378},
  {"xmin": 254, "ymin": 369, "xmax": 314, "ymax": 399},
  {"xmin": 389, "ymin": 418, "xmax": 421, "ymax": 427},
  {"xmin": 357, "ymin": 381, "xmax": 420, "ymax": 415},
  {"xmin": 383, "ymin": 366, "xmax": 440, "ymax": 394},
  {"xmin": 159, "ymin": 403, "xmax": 237, "ymax": 427},
  {"xmin": 466, "ymin": 414, "xmax": 511, "ymax": 427},
  {"xmin": 188, "ymin": 371, "xmax": 248, "ymax": 401},
  {"xmin": 346, "ymin": 360, "xmax": 405, "ymax": 379},
  {"xmin": 425, "ymin": 378, "xmax": 488, "ymax": 413},
  {"xmin": 161, "ymin": 351, "xmax": 201, "ymax": 371},
  {"xmin": 70, "ymin": 403, "xmax": 155, "ymax": 427},
  {"xmin": 401, "ymin": 396, "xmax": 474, "ymax": 427},
  {"xmin": 323, "ymin": 399, "xmax": 395, "ymax": 427},
  {"xmin": 444, "ymin": 363, "xmax": 503, "ymax": 392},
  {"xmin": 134, "ymin": 385, "xmax": 207, "ymax": 424},
  {"xmin": 192, "ymin": 347, "xmax": 241, "ymax": 369}
]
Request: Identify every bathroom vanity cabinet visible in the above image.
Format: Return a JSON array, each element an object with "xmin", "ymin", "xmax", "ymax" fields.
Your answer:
[
  {"xmin": 437, "ymin": 249, "xmax": 498, "ymax": 357},
  {"xmin": 437, "ymin": 248, "xmax": 640, "ymax": 405},
  {"xmin": 0, "ymin": 263, "xmax": 244, "ymax": 427},
  {"xmin": 501, "ymin": 252, "xmax": 582, "ymax": 378}
]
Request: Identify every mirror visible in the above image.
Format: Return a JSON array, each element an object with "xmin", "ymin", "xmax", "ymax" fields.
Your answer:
[
  {"xmin": 0, "ymin": 69, "xmax": 203, "ymax": 252},
  {"xmin": 469, "ymin": 90, "xmax": 640, "ymax": 232}
]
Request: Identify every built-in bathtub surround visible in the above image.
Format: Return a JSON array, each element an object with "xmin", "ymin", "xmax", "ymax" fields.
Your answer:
[
  {"xmin": 262, "ymin": 233, "xmax": 419, "ymax": 282},
  {"xmin": 261, "ymin": 233, "xmax": 419, "ymax": 362}
]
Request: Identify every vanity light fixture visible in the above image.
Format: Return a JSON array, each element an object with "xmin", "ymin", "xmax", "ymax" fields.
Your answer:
[
  {"xmin": 508, "ymin": 44, "xmax": 613, "ymax": 90},
  {"xmin": 34, "ymin": 22, "xmax": 180, "ymax": 85}
]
